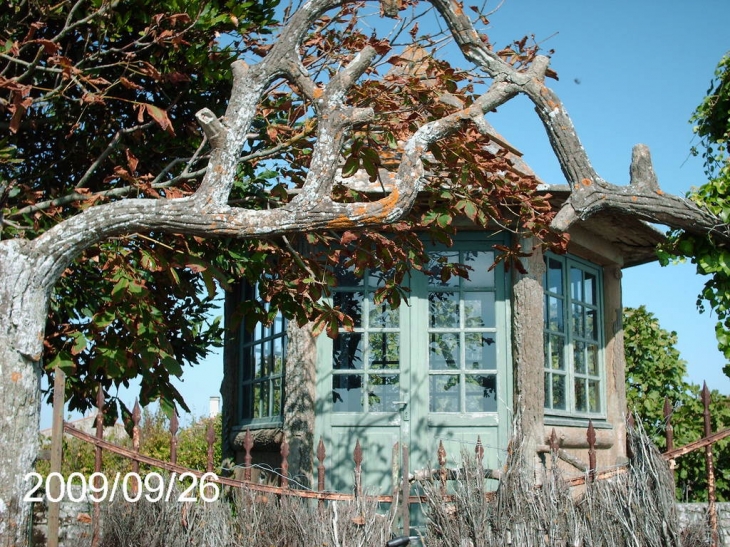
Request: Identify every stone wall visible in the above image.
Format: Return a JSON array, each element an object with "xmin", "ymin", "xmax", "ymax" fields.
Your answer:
[
  {"xmin": 31, "ymin": 487, "xmax": 93, "ymax": 546},
  {"xmin": 677, "ymin": 502, "xmax": 730, "ymax": 546}
]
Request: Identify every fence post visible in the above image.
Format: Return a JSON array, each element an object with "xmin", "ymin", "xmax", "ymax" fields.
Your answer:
[
  {"xmin": 169, "ymin": 411, "xmax": 179, "ymax": 465},
  {"xmin": 91, "ymin": 384, "xmax": 104, "ymax": 547},
  {"xmin": 353, "ymin": 440, "xmax": 363, "ymax": 499},
  {"xmin": 206, "ymin": 419, "xmax": 216, "ymax": 473},
  {"xmin": 47, "ymin": 367, "xmax": 66, "ymax": 547},
  {"xmin": 702, "ymin": 383, "xmax": 719, "ymax": 546},
  {"xmin": 280, "ymin": 436, "xmax": 289, "ymax": 489},
  {"xmin": 131, "ymin": 400, "xmax": 141, "ymax": 486},
  {"xmin": 437, "ymin": 440, "xmax": 447, "ymax": 496},
  {"xmin": 401, "ymin": 444, "xmax": 410, "ymax": 535},
  {"xmin": 243, "ymin": 429, "xmax": 253, "ymax": 482},
  {"xmin": 587, "ymin": 420, "xmax": 596, "ymax": 484},
  {"xmin": 317, "ymin": 437, "xmax": 326, "ymax": 509},
  {"xmin": 663, "ymin": 397, "xmax": 676, "ymax": 484}
]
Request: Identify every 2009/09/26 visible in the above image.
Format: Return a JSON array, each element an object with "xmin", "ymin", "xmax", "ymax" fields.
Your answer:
[{"xmin": 23, "ymin": 471, "xmax": 221, "ymax": 503}]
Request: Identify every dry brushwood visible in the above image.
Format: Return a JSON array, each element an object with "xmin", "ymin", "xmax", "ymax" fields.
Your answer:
[{"xmin": 424, "ymin": 422, "xmax": 711, "ymax": 547}]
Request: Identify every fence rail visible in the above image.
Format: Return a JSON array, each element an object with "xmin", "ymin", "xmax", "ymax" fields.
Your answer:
[{"xmin": 44, "ymin": 376, "xmax": 730, "ymax": 547}]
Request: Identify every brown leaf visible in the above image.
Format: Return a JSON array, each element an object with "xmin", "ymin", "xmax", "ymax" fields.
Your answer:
[
  {"xmin": 120, "ymin": 77, "xmax": 143, "ymax": 91},
  {"xmin": 125, "ymin": 149, "xmax": 139, "ymax": 173},
  {"xmin": 144, "ymin": 103, "xmax": 175, "ymax": 135}
]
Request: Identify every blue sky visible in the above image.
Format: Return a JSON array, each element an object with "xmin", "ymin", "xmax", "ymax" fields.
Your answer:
[{"xmin": 41, "ymin": 0, "xmax": 730, "ymax": 427}]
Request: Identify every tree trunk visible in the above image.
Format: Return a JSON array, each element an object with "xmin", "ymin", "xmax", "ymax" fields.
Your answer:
[{"xmin": 0, "ymin": 241, "xmax": 47, "ymax": 546}]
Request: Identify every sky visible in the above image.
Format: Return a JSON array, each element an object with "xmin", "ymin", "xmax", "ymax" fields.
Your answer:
[{"xmin": 41, "ymin": 0, "xmax": 730, "ymax": 427}]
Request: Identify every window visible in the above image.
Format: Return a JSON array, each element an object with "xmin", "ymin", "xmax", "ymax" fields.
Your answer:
[
  {"xmin": 543, "ymin": 254, "xmax": 603, "ymax": 416},
  {"xmin": 240, "ymin": 285, "xmax": 287, "ymax": 425},
  {"xmin": 427, "ymin": 250, "xmax": 498, "ymax": 414},
  {"xmin": 330, "ymin": 267, "xmax": 402, "ymax": 413},
  {"xmin": 329, "ymin": 247, "xmax": 500, "ymax": 415}
]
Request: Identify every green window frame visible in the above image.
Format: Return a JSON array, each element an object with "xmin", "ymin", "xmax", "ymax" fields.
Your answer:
[
  {"xmin": 239, "ymin": 284, "xmax": 287, "ymax": 427},
  {"xmin": 543, "ymin": 253, "xmax": 604, "ymax": 417},
  {"xmin": 330, "ymin": 267, "xmax": 402, "ymax": 413},
  {"xmin": 427, "ymin": 249, "xmax": 499, "ymax": 414}
]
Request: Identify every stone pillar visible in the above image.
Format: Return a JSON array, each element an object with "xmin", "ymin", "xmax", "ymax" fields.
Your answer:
[
  {"xmin": 510, "ymin": 239, "xmax": 545, "ymax": 476},
  {"xmin": 282, "ymin": 321, "xmax": 317, "ymax": 487}
]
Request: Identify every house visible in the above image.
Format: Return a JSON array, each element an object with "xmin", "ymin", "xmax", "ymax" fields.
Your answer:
[{"xmin": 219, "ymin": 132, "xmax": 664, "ymax": 493}]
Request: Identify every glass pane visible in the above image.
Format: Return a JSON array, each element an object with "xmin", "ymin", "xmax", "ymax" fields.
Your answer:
[
  {"xmin": 335, "ymin": 265, "xmax": 363, "ymax": 287},
  {"xmin": 550, "ymin": 334, "xmax": 565, "ymax": 370},
  {"xmin": 584, "ymin": 272, "xmax": 597, "ymax": 305},
  {"xmin": 465, "ymin": 374, "xmax": 497, "ymax": 412},
  {"xmin": 570, "ymin": 267, "xmax": 583, "ymax": 301},
  {"xmin": 333, "ymin": 333, "xmax": 364, "ymax": 370},
  {"xmin": 586, "ymin": 309, "xmax": 598, "ymax": 341},
  {"xmin": 547, "ymin": 258, "xmax": 563, "ymax": 294},
  {"xmin": 429, "ymin": 333, "xmax": 460, "ymax": 370},
  {"xmin": 429, "ymin": 374, "xmax": 460, "ymax": 412},
  {"xmin": 272, "ymin": 379, "xmax": 282, "ymax": 416},
  {"xmin": 575, "ymin": 379, "xmax": 587, "ymax": 412},
  {"xmin": 429, "ymin": 291, "xmax": 459, "ymax": 328},
  {"xmin": 427, "ymin": 251, "xmax": 460, "ymax": 288},
  {"xmin": 547, "ymin": 296, "xmax": 564, "ymax": 332},
  {"xmin": 334, "ymin": 291, "xmax": 363, "ymax": 327},
  {"xmin": 254, "ymin": 382, "xmax": 269, "ymax": 418},
  {"xmin": 464, "ymin": 292, "xmax": 496, "ymax": 328},
  {"xmin": 273, "ymin": 337, "xmax": 284, "ymax": 374},
  {"xmin": 242, "ymin": 384, "xmax": 253, "ymax": 419},
  {"xmin": 332, "ymin": 374, "xmax": 364, "ymax": 412},
  {"xmin": 367, "ymin": 374, "xmax": 400, "ymax": 412},
  {"xmin": 587, "ymin": 344, "xmax": 599, "ymax": 376},
  {"xmin": 255, "ymin": 345, "xmax": 264, "ymax": 378},
  {"xmin": 465, "ymin": 332, "xmax": 497, "ymax": 370},
  {"xmin": 574, "ymin": 341, "xmax": 586, "ymax": 374},
  {"xmin": 572, "ymin": 303, "xmax": 584, "ymax": 337},
  {"xmin": 369, "ymin": 333, "xmax": 400, "ymax": 369},
  {"xmin": 552, "ymin": 373, "xmax": 566, "ymax": 410},
  {"xmin": 369, "ymin": 299, "xmax": 399, "ymax": 328},
  {"xmin": 462, "ymin": 251, "xmax": 495, "ymax": 288},
  {"xmin": 588, "ymin": 380, "xmax": 601, "ymax": 413}
]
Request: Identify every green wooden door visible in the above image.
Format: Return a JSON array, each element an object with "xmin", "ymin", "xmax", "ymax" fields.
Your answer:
[{"xmin": 315, "ymin": 236, "xmax": 510, "ymax": 494}]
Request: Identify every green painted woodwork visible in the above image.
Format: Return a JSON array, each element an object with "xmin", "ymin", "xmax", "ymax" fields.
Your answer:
[{"xmin": 314, "ymin": 234, "xmax": 512, "ymax": 494}]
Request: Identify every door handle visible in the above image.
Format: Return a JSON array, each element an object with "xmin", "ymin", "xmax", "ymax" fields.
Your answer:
[{"xmin": 392, "ymin": 401, "xmax": 409, "ymax": 421}]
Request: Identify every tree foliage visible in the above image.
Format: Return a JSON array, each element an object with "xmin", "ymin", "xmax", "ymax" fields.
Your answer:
[
  {"xmin": 624, "ymin": 305, "xmax": 730, "ymax": 501},
  {"xmin": 661, "ymin": 53, "xmax": 730, "ymax": 374}
]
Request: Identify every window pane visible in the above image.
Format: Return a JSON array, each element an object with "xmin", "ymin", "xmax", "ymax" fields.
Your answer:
[
  {"xmin": 575, "ymin": 379, "xmax": 587, "ymax": 412},
  {"xmin": 570, "ymin": 267, "xmax": 583, "ymax": 301},
  {"xmin": 547, "ymin": 258, "xmax": 563, "ymax": 294},
  {"xmin": 369, "ymin": 300, "xmax": 399, "ymax": 328},
  {"xmin": 584, "ymin": 272, "xmax": 596, "ymax": 305},
  {"xmin": 549, "ymin": 334, "xmax": 565, "ymax": 370},
  {"xmin": 465, "ymin": 332, "xmax": 497, "ymax": 370},
  {"xmin": 254, "ymin": 382, "xmax": 269, "ymax": 419},
  {"xmin": 429, "ymin": 374, "xmax": 460, "ymax": 412},
  {"xmin": 552, "ymin": 373, "xmax": 566, "ymax": 410},
  {"xmin": 587, "ymin": 344, "xmax": 599, "ymax": 376},
  {"xmin": 273, "ymin": 337, "xmax": 285, "ymax": 374},
  {"xmin": 588, "ymin": 380, "xmax": 601, "ymax": 413},
  {"xmin": 429, "ymin": 292, "xmax": 459, "ymax": 328},
  {"xmin": 427, "ymin": 252, "xmax": 460, "ymax": 288},
  {"xmin": 547, "ymin": 296, "xmax": 564, "ymax": 332},
  {"xmin": 572, "ymin": 303, "xmax": 584, "ymax": 337},
  {"xmin": 465, "ymin": 374, "xmax": 497, "ymax": 412},
  {"xmin": 462, "ymin": 251, "xmax": 495, "ymax": 288},
  {"xmin": 586, "ymin": 309, "xmax": 598, "ymax": 341},
  {"xmin": 464, "ymin": 292, "xmax": 496, "ymax": 328},
  {"xmin": 367, "ymin": 374, "xmax": 400, "ymax": 412},
  {"xmin": 429, "ymin": 333, "xmax": 460, "ymax": 370},
  {"xmin": 332, "ymin": 374, "xmax": 363, "ymax": 412},
  {"xmin": 333, "ymin": 333, "xmax": 364, "ymax": 370},
  {"xmin": 574, "ymin": 341, "xmax": 586, "ymax": 374},
  {"xmin": 335, "ymin": 265, "xmax": 363, "ymax": 287},
  {"xmin": 334, "ymin": 291, "xmax": 363, "ymax": 327},
  {"xmin": 369, "ymin": 333, "xmax": 400, "ymax": 369},
  {"xmin": 272, "ymin": 379, "xmax": 283, "ymax": 416}
]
